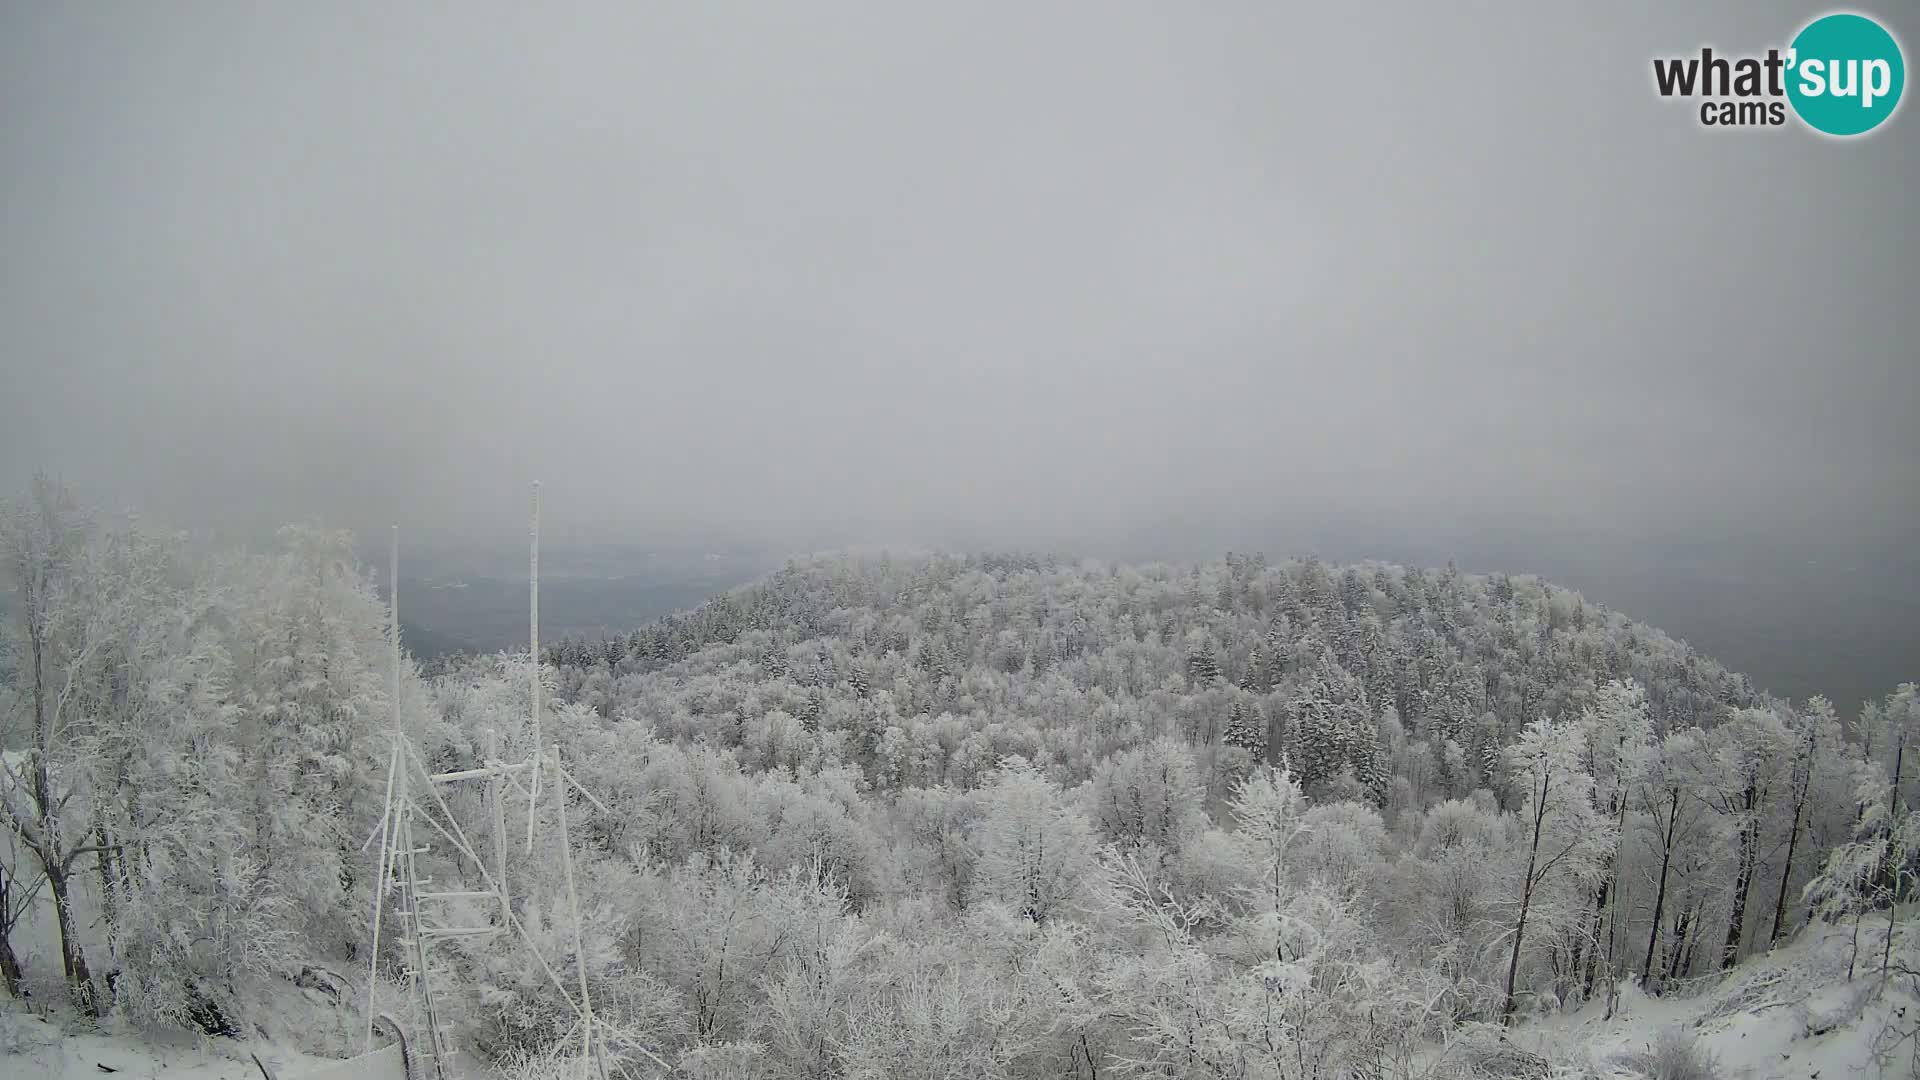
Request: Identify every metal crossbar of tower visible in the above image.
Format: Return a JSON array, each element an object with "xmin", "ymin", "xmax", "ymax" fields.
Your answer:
[{"xmin": 362, "ymin": 486, "xmax": 624, "ymax": 1080}]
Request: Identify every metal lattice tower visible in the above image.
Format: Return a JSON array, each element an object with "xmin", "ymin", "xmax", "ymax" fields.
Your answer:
[
  {"xmin": 363, "ymin": 487, "xmax": 622, "ymax": 1080},
  {"xmin": 391, "ymin": 750, "xmax": 510, "ymax": 1074}
]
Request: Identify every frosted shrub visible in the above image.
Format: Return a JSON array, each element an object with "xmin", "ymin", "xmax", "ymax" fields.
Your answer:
[
  {"xmin": 1610, "ymin": 1029, "xmax": 1723, "ymax": 1080},
  {"xmin": 455, "ymin": 898, "xmax": 645, "ymax": 1063},
  {"xmin": 0, "ymin": 1005, "xmax": 57, "ymax": 1055},
  {"xmin": 496, "ymin": 1042, "xmax": 590, "ymax": 1080},
  {"xmin": 1441, "ymin": 1022, "xmax": 1552, "ymax": 1080},
  {"xmin": 676, "ymin": 1041, "xmax": 767, "ymax": 1080}
]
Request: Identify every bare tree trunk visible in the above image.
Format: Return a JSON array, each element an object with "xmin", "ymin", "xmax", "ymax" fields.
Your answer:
[
  {"xmin": 2, "ymin": 480, "xmax": 101, "ymax": 1014},
  {"xmin": 1771, "ymin": 760, "xmax": 1809, "ymax": 947},
  {"xmin": 94, "ymin": 824, "xmax": 119, "ymax": 938},
  {"xmin": 1678, "ymin": 910, "xmax": 1701, "ymax": 978},
  {"xmin": 1502, "ymin": 779, "xmax": 1550, "ymax": 1025},
  {"xmin": 1603, "ymin": 875, "xmax": 1624, "ymax": 985},
  {"xmin": 1882, "ymin": 736, "xmax": 1910, "ymax": 981},
  {"xmin": 1581, "ymin": 786, "xmax": 1624, "ymax": 1000},
  {"xmin": 44, "ymin": 861, "xmax": 97, "ymax": 1015},
  {"xmin": 31, "ymin": 659, "xmax": 99, "ymax": 1017},
  {"xmin": 1883, "ymin": 892, "xmax": 1900, "ymax": 982},
  {"xmin": 0, "ymin": 933, "xmax": 21, "ymax": 999},
  {"xmin": 1569, "ymin": 876, "xmax": 1598, "ymax": 997},
  {"xmin": 0, "ymin": 863, "xmax": 23, "ymax": 999},
  {"xmin": 22, "ymin": 537, "xmax": 98, "ymax": 1017},
  {"xmin": 1721, "ymin": 781, "xmax": 1758, "ymax": 970},
  {"xmin": 1665, "ymin": 905, "xmax": 1694, "ymax": 984},
  {"xmin": 1887, "ymin": 737, "xmax": 1908, "ymax": 897},
  {"xmin": 1582, "ymin": 789, "xmax": 1630, "ymax": 996},
  {"xmin": 1848, "ymin": 906, "xmax": 1863, "ymax": 980},
  {"xmin": 1642, "ymin": 788, "xmax": 1680, "ymax": 985}
]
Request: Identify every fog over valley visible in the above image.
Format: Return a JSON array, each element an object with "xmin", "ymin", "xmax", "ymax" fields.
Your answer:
[{"xmin": 4, "ymin": 3, "xmax": 1915, "ymax": 718}]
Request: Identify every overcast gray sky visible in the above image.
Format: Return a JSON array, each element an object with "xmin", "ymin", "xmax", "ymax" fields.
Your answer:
[{"xmin": 2, "ymin": 2, "xmax": 1914, "ymax": 554}]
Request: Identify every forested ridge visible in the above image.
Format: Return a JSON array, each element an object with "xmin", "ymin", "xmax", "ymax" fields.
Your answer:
[
  {"xmin": 4, "ymin": 482, "xmax": 1917, "ymax": 1079},
  {"xmin": 542, "ymin": 550, "xmax": 1770, "ymax": 803}
]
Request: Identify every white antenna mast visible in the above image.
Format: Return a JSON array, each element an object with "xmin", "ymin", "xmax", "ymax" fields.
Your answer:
[
  {"xmin": 526, "ymin": 481, "xmax": 542, "ymax": 854},
  {"xmin": 391, "ymin": 525, "xmax": 401, "ymax": 752},
  {"xmin": 364, "ymin": 525, "xmax": 402, "ymax": 1053}
]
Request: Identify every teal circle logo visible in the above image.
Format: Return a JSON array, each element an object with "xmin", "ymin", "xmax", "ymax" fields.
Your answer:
[{"xmin": 1787, "ymin": 13, "xmax": 1905, "ymax": 136}]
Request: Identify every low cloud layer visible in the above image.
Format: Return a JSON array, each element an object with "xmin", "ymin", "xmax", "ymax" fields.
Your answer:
[{"xmin": 2, "ymin": 2, "xmax": 1913, "ymax": 558}]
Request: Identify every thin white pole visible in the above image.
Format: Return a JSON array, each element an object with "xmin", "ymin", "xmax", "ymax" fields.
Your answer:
[
  {"xmin": 364, "ymin": 741, "xmax": 399, "ymax": 1054},
  {"xmin": 428, "ymin": 762, "xmax": 531, "ymax": 784},
  {"xmin": 526, "ymin": 481, "xmax": 542, "ymax": 855},
  {"xmin": 553, "ymin": 744, "xmax": 593, "ymax": 1078},
  {"xmin": 391, "ymin": 523, "xmax": 401, "ymax": 749},
  {"xmin": 490, "ymin": 728, "xmax": 509, "ymax": 926},
  {"xmin": 558, "ymin": 766, "xmax": 614, "ymax": 817},
  {"xmin": 364, "ymin": 524, "xmax": 404, "ymax": 1054}
]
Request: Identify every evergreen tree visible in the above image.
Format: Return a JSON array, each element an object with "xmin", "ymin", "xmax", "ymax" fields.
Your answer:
[
  {"xmin": 1225, "ymin": 699, "xmax": 1265, "ymax": 757},
  {"xmin": 1185, "ymin": 629, "xmax": 1221, "ymax": 687},
  {"xmin": 1240, "ymin": 643, "xmax": 1269, "ymax": 695}
]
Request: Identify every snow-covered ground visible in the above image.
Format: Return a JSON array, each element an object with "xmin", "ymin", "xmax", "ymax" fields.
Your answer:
[
  {"xmin": 0, "ymin": 1001, "xmax": 375, "ymax": 1079},
  {"xmin": 1503, "ymin": 916, "xmax": 1918, "ymax": 1079},
  {"xmin": 0, "ymin": 959, "xmax": 414, "ymax": 1079}
]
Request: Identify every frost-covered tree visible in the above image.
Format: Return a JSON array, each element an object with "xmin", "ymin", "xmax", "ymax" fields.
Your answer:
[
  {"xmin": 1283, "ymin": 653, "xmax": 1376, "ymax": 796},
  {"xmin": 636, "ymin": 849, "xmax": 790, "ymax": 1042},
  {"xmin": 1572, "ymin": 679, "xmax": 1652, "ymax": 997},
  {"xmin": 1391, "ymin": 798, "xmax": 1511, "ymax": 1021},
  {"xmin": 1769, "ymin": 696, "xmax": 1847, "ymax": 946},
  {"xmin": 1695, "ymin": 706, "xmax": 1794, "ymax": 968},
  {"xmin": 1183, "ymin": 628, "xmax": 1220, "ymax": 688},
  {"xmin": 1085, "ymin": 737, "xmax": 1206, "ymax": 861},
  {"xmin": 1856, "ymin": 684, "xmax": 1919, "ymax": 898},
  {"xmin": 1499, "ymin": 717, "xmax": 1613, "ymax": 1022},
  {"xmin": 224, "ymin": 525, "xmax": 394, "ymax": 958},
  {"xmin": 1228, "ymin": 765, "xmax": 1312, "ymax": 922},
  {"xmin": 0, "ymin": 476, "xmax": 110, "ymax": 1014},
  {"xmin": 1224, "ymin": 699, "xmax": 1263, "ymax": 758},
  {"xmin": 69, "ymin": 523, "xmax": 275, "ymax": 1031},
  {"xmin": 0, "ymin": 483, "xmax": 407, "ymax": 1028},
  {"xmin": 1295, "ymin": 800, "xmax": 1389, "ymax": 907},
  {"xmin": 1804, "ymin": 751, "xmax": 1920, "ymax": 981},
  {"xmin": 1632, "ymin": 728, "xmax": 1720, "ymax": 989},
  {"xmin": 971, "ymin": 757, "xmax": 1095, "ymax": 924},
  {"xmin": 1100, "ymin": 839, "xmax": 1424, "ymax": 1080}
]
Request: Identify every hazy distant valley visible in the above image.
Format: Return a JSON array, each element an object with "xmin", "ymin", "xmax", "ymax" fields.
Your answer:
[
  {"xmin": 394, "ymin": 526, "xmax": 1916, "ymax": 717},
  {"xmin": 390, "ymin": 542, "xmax": 783, "ymax": 661}
]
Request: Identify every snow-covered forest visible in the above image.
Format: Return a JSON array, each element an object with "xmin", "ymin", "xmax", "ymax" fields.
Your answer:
[{"xmin": 3, "ymin": 476, "xmax": 1917, "ymax": 1079}]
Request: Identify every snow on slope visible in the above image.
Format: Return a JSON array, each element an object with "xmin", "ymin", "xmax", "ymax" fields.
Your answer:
[
  {"xmin": 1, "ymin": 791, "xmax": 391, "ymax": 1079},
  {"xmin": 0, "ymin": 1009, "xmax": 348, "ymax": 1080},
  {"xmin": 1505, "ymin": 916, "xmax": 1918, "ymax": 1080},
  {"xmin": 3, "ymin": 886, "xmax": 1914, "ymax": 1078}
]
